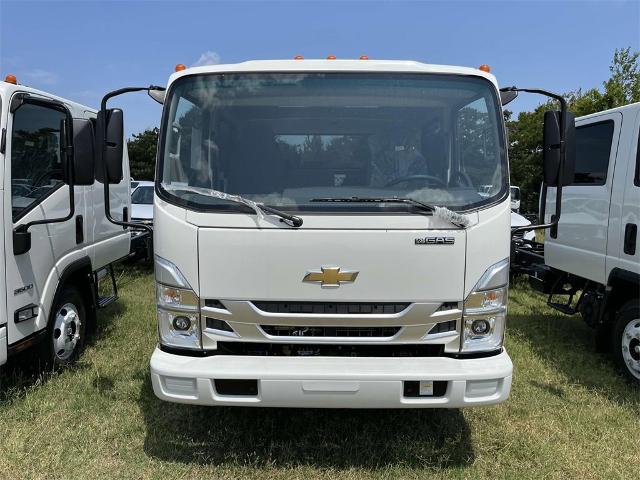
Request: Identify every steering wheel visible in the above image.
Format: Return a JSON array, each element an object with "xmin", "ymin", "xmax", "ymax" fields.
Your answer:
[
  {"xmin": 32, "ymin": 168, "xmax": 63, "ymax": 188},
  {"xmin": 385, "ymin": 175, "xmax": 447, "ymax": 189}
]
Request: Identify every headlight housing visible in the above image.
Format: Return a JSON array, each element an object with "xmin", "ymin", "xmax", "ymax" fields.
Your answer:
[
  {"xmin": 461, "ymin": 258, "xmax": 508, "ymax": 353},
  {"xmin": 155, "ymin": 255, "xmax": 201, "ymax": 350}
]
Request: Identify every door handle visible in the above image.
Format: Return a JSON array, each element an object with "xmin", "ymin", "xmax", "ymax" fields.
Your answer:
[
  {"xmin": 624, "ymin": 223, "xmax": 637, "ymax": 256},
  {"xmin": 75, "ymin": 215, "xmax": 84, "ymax": 244}
]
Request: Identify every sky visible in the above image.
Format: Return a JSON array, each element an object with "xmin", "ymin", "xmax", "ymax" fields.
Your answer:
[{"xmin": 1, "ymin": 0, "xmax": 639, "ymax": 137}]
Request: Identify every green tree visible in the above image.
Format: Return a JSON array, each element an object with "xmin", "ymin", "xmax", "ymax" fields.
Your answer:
[
  {"xmin": 127, "ymin": 128, "xmax": 158, "ymax": 180},
  {"xmin": 508, "ymin": 47, "xmax": 639, "ymax": 213}
]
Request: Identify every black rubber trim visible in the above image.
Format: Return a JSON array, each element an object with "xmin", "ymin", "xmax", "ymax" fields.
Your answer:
[
  {"xmin": 159, "ymin": 343, "xmax": 503, "ymax": 359},
  {"xmin": 607, "ymin": 267, "xmax": 640, "ymax": 287},
  {"xmin": 7, "ymin": 329, "xmax": 47, "ymax": 356},
  {"xmin": 443, "ymin": 348, "xmax": 503, "ymax": 359},
  {"xmin": 159, "ymin": 344, "xmax": 210, "ymax": 357}
]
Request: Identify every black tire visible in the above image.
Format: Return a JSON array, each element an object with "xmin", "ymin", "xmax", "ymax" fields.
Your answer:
[
  {"xmin": 611, "ymin": 299, "xmax": 640, "ymax": 385},
  {"xmin": 40, "ymin": 286, "xmax": 87, "ymax": 368}
]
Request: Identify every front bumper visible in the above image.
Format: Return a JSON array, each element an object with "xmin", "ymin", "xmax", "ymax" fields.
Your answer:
[{"xmin": 150, "ymin": 347, "xmax": 513, "ymax": 408}]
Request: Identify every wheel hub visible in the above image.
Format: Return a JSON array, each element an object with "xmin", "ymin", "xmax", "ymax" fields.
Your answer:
[
  {"xmin": 621, "ymin": 319, "xmax": 640, "ymax": 380},
  {"xmin": 52, "ymin": 303, "xmax": 81, "ymax": 361}
]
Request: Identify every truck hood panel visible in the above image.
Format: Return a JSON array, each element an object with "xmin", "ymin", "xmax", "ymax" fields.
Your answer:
[{"xmin": 198, "ymin": 228, "xmax": 466, "ymax": 302}]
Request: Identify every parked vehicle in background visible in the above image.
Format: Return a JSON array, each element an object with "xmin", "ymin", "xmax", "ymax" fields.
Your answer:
[
  {"xmin": 511, "ymin": 211, "xmax": 535, "ymax": 242},
  {"xmin": 0, "ymin": 74, "xmax": 130, "ymax": 368},
  {"xmin": 515, "ymin": 102, "xmax": 640, "ymax": 384},
  {"xmin": 131, "ymin": 180, "xmax": 154, "ymax": 223},
  {"xmin": 97, "ymin": 58, "xmax": 575, "ymax": 408},
  {"xmin": 510, "ymin": 186, "xmax": 521, "ymax": 212},
  {"xmin": 129, "ymin": 181, "xmax": 154, "ymax": 260}
]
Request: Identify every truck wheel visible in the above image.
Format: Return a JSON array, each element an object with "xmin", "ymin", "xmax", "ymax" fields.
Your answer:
[
  {"xmin": 612, "ymin": 299, "xmax": 640, "ymax": 384},
  {"xmin": 42, "ymin": 287, "xmax": 87, "ymax": 367}
]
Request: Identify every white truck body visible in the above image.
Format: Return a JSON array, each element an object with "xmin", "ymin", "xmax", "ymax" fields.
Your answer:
[
  {"xmin": 0, "ymin": 79, "xmax": 130, "ymax": 366},
  {"xmin": 545, "ymin": 103, "xmax": 640, "ymax": 284},
  {"xmin": 537, "ymin": 102, "xmax": 640, "ymax": 382},
  {"xmin": 148, "ymin": 59, "xmax": 516, "ymax": 408}
]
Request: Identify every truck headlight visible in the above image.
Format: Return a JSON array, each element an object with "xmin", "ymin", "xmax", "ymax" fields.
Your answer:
[
  {"xmin": 462, "ymin": 258, "xmax": 508, "ymax": 353},
  {"xmin": 155, "ymin": 255, "xmax": 201, "ymax": 350}
]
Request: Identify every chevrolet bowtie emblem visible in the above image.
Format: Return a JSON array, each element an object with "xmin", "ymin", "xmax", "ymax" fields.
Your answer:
[{"xmin": 303, "ymin": 266, "xmax": 359, "ymax": 288}]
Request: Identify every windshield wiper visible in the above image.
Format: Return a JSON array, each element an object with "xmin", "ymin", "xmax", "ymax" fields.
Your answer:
[
  {"xmin": 164, "ymin": 185, "xmax": 303, "ymax": 228},
  {"xmin": 309, "ymin": 196, "xmax": 470, "ymax": 228},
  {"xmin": 257, "ymin": 204, "xmax": 303, "ymax": 227},
  {"xmin": 309, "ymin": 196, "xmax": 436, "ymax": 214}
]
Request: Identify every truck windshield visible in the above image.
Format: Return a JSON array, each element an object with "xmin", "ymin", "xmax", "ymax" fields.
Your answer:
[{"xmin": 158, "ymin": 73, "xmax": 506, "ymax": 213}]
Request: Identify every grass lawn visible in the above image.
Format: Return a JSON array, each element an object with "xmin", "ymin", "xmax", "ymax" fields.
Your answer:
[{"xmin": 1, "ymin": 264, "xmax": 638, "ymax": 479}]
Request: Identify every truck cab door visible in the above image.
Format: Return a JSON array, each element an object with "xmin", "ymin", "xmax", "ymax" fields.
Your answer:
[
  {"xmin": 613, "ymin": 110, "xmax": 640, "ymax": 275},
  {"xmin": 4, "ymin": 95, "xmax": 85, "ymax": 348},
  {"xmin": 544, "ymin": 111, "xmax": 622, "ymax": 284}
]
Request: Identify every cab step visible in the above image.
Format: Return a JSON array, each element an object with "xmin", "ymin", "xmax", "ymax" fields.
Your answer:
[
  {"xmin": 547, "ymin": 302, "xmax": 578, "ymax": 315},
  {"xmin": 94, "ymin": 264, "xmax": 118, "ymax": 309}
]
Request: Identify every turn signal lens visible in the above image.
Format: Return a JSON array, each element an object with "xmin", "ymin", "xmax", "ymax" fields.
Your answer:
[
  {"xmin": 156, "ymin": 284, "xmax": 198, "ymax": 311},
  {"xmin": 175, "ymin": 64, "xmax": 187, "ymax": 72},
  {"xmin": 464, "ymin": 287, "xmax": 506, "ymax": 311}
]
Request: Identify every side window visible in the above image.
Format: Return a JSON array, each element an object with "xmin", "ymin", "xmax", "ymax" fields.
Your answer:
[
  {"xmin": 573, "ymin": 120, "xmax": 614, "ymax": 185},
  {"xmin": 11, "ymin": 102, "xmax": 67, "ymax": 221},
  {"xmin": 455, "ymin": 96, "xmax": 502, "ymax": 197}
]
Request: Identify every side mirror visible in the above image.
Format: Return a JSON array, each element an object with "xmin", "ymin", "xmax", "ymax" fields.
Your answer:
[
  {"xmin": 96, "ymin": 108, "xmax": 124, "ymax": 184},
  {"xmin": 71, "ymin": 118, "xmax": 95, "ymax": 185},
  {"xmin": 543, "ymin": 110, "xmax": 576, "ymax": 187},
  {"xmin": 148, "ymin": 89, "xmax": 165, "ymax": 104},
  {"xmin": 500, "ymin": 90, "xmax": 518, "ymax": 106}
]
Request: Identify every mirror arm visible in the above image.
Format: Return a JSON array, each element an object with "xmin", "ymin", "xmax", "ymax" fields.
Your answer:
[
  {"xmin": 99, "ymin": 85, "xmax": 165, "ymax": 235},
  {"xmin": 502, "ymin": 87, "xmax": 568, "ymax": 238}
]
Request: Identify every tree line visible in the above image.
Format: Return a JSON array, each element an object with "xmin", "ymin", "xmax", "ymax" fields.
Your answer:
[{"xmin": 127, "ymin": 47, "xmax": 640, "ymax": 213}]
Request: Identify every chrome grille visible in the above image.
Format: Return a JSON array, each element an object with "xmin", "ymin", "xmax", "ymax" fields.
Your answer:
[{"xmin": 252, "ymin": 301, "xmax": 409, "ymax": 315}]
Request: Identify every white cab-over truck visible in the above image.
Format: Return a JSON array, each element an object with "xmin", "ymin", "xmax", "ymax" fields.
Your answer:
[
  {"xmin": 0, "ymin": 75, "xmax": 130, "ymax": 368},
  {"xmin": 515, "ymin": 102, "xmax": 640, "ymax": 383},
  {"xmin": 97, "ymin": 59, "xmax": 576, "ymax": 407}
]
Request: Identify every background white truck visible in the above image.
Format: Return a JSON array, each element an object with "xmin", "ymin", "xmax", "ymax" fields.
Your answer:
[
  {"xmin": 0, "ymin": 74, "xmax": 130, "ymax": 368},
  {"xmin": 515, "ymin": 102, "xmax": 640, "ymax": 383},
  {"xmin": 96, "ymin": 59, "xmax": 576, "ymax": 408}
]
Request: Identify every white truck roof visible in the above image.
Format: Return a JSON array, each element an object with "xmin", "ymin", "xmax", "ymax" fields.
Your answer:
[
  {"xmin": 168, "ymin": 59, "xmax": 499, "ymax": 88},
  {"xmin": 576, "ymin": 101, "xmax": 640, "ymax": 122},
  {"xmin": 0, "ymin": 80, "xmax": 95, "ymax": 114}
]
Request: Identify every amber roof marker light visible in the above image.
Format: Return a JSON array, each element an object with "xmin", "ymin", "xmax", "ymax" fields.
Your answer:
[
  {"xmin": 175, "ymin": 64, "xmax": 187, "ymax": 72},
  {"xmin": 478, "ymin": 64, "xmax": 491, "ymax": 73},
  {"xmin": 4, "ymin": 74, "xmax": 17, "ymax": 84},
  {"xmin": 327, "ymin": 54, "xmax": 337, "ymax": 60},
  {"xmin": 359, "ymin": 55, "xmax": 369, "ymax": 60},
  {"xmin": 294, "ymin": 55, "xmax": 304, "ymax": 60}
]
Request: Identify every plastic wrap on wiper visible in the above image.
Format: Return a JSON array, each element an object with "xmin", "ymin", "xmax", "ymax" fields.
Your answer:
[
  {"xmin": 164, "ymin": 185, "xmax": 303, "ymax": 228},
  {"xmin": 310, "ymin": 197, "xmax": 470, "ymax": 228},
  {"xmin": 310, "ymin": 196, "xmax": 435, "ymax": 212}
]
